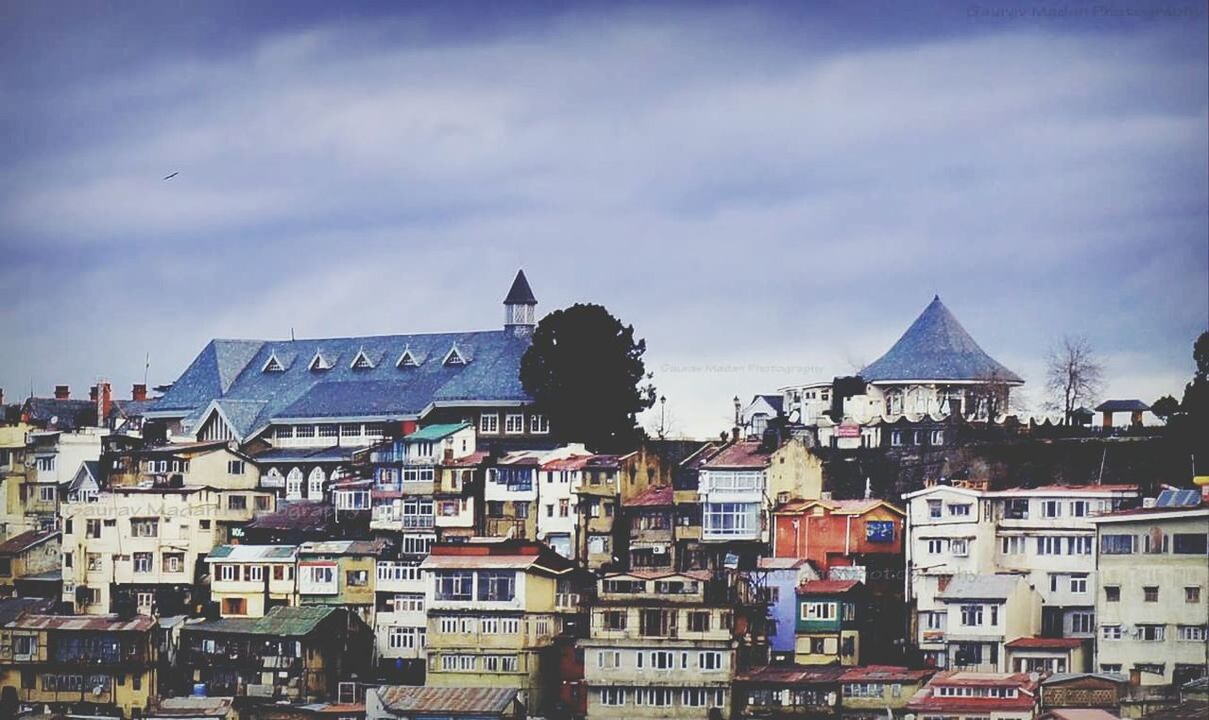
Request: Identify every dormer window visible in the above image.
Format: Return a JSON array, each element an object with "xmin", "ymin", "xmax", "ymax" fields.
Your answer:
[
  {"xmin": 397, "ymin": 348, "xmax": 421, "ymax": 368},
  {"xmin": 262, "ymin": 353, "xmax": 285, "ymax": 373},
  {"xmin": 309, "ymin": 351, "xmax": 332, "ymax": 372},
  {"xmin": 443, "ymin": 346, "xmax": 467, "ymax": 366},
  {"xmin": 351, "ymin": 349, "xmax": 375, "ymax": 370}
]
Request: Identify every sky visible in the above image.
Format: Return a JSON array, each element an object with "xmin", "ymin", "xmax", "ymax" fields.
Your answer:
[{"xmin": 1, "ymin": 0, "xmax": 1206, "ymax": 437}]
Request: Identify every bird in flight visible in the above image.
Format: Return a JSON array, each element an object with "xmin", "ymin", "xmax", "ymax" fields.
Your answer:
[{"xmin": 163, "ymin": 171, "xmax": 179, "ymax": 180}]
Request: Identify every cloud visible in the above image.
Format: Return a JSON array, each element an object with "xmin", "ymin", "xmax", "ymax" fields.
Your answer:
[{"xmin": 0, "ymin": 4, "xmax": 1205, "ymax": 435}]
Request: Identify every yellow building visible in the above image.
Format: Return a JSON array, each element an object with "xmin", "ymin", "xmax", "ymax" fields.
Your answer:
[
  {"xmin": 0, "ymin": 421, "xmax": 34, "ymax": 539},
  {"xmin": 296, "ymin": 539, "xmax": 383, "ymax": 626},
  {"xmin": 838, "ymin": 665, "xmax": 936, "ymax": 720},
  {"xmin": 421, "ymin": 539, "xmax": 574, "ymax": 715},
  {"xmin": 60, "ymin": 441, "xmax": 273, "ymax": 616},
  {"xmin": 0, "ymin": 530, "xmax": 60, "ymax": 598},
  {"xmin": 0, "ymin": 611, "xmax": 158, "ymax": 719},
  {"xmin": 205, "ymin": 544, "xmax": 297, "ymax": 617}
]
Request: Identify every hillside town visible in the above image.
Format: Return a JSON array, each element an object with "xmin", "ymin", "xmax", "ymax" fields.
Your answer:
[{"xmin": 0, "ymin": 270, "xmax": 1204, "ymax": 720}]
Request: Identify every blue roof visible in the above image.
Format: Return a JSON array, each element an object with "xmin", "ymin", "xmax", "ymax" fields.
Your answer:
[
  {"xmin": 860, "ymin": 296, "xmax": 1023, "ymax": 384},
  {"xmin": 154, "ymin": 330, "xmax": 532, "ymax": 439}
]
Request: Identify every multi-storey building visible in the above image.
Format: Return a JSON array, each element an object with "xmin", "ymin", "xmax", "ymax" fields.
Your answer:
[
  {"xmin": 143, "ymin": 271, "xmax": 549, "ymax": 453},
  {"xmin": 367, "ymin": 423, "xmax": 474, "ymax": 546},
  {"xmin": 936, "ymin": 574, "xmax": 1041, "ymax": 672},
  {"xmin": 0, "ymin": 613, "xmax": 157, "ymax": 719},
  {"xmin": 421, "ymin": 539, "xmax": 573, "ymax": 714},
  {"xmin": 905, "ymin": 671, "xmax": 1040, "ymax": 720},
  {"xmin": 794, "ymin": 579, "xmax": 867, "ymax": 666},
  {"xmin": 623, "ymin": 485, "xmax": 675, "ymax": 570},
  {"xmin": 179, "ymin": 606, "xmax": 371, "ymax": 703},
  {"xmin": 537, "ymin": 448, "xmax": 591, "ymax": 559},
  {"xmin": 61, "ymin": 441, "xmax": 273, "ymax": 615},
  {"xmin": 1091, "ymin": 495, "xmax": 1208, "ymax": 687},
  {"xmin": 434, "ymin": 449, "xmax": 486, "ymax": 542},
  {"xmin": 24, "ymin": 427, "xmax": 103, "ymax": 532},
  {"xmin": 205, "ymin": 544, "xmax": 297, "ymax": 617},
  {"xmin": 575, "ymin": 455, "xmax": 621, "ymax": 570},
  {"xmin": 757, "ymin": 557, "xmax": 819, "ymax": 664},
  {"xmin": 0, "ymin": 420, "xmax": 34, "ymax": 539},
  {"xmin": 732, "ymin": 665, "xmax": 844, "ymax": 718},
  {"xmin": 697, "ymin": 438, "xmax": 821, "ymax": 557},
  {"xmin": 296, "ymin": 540, "xmax": 383, "ymax": 625},
  {"xmin": 484, "ymin": 452, "xmax": 542, "ymax": 541},
  {"xmin": 581, "ymin": 569, "xmax": 742, "ymax": 719}
]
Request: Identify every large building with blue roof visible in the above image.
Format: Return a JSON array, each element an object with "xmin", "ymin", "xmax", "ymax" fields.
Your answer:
[{"xmin": 145, "ymin": 271, "xmax": 551, "ymax": 493}]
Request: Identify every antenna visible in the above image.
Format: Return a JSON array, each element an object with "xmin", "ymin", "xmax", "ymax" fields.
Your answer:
[
  {"xmin": 144, "ymin": 352, "xmax": 150, "ymax": 385},
  {"xmin": 291, "ymin": 327, "xmax": 296, "ymax": 341}
]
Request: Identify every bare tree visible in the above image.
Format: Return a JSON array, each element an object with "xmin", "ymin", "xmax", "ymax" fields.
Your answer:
[
  {"xmin": 967, "ymin": 370, "xmax": 1013, "ymax": 421},
  {"xmin": 1045, "ymin": 335, "xmax": 1104, "ymax": 425}
]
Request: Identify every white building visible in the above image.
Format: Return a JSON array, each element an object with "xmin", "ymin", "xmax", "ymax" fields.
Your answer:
[
  {"xmin": 1091, "ymin": 494, "xmax": 1209, "ymax": 687},
  {"xmin": 205, "ymin": 544, "xmax": 297, "ymax": 617},
  {"xmin": 937, "ymin": 574, "xmax": 1041, "ymax": 672},
  {"xmin": 537, "ymin": 445, "xmax": 591, "ymax": 558},
  {"xmin": 25, "ymin": 428, "xmax": 103, "ymax": 529}
]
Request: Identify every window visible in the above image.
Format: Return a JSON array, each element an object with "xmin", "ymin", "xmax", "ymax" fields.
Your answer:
[
  {"xmin": 317, "ymin": 424, "xmax": 338, "ymax": 438},
  {"xmin": 1173, "ymin": 533, "xmax": 1209, "ymax": 554},
  {"xmin": 926, "ymin": 538, "xmax": 946, "ymax": 555},
  {"xmin": 687, "ymin": 611, "xmax": 711, "ymax": 632},
  {"xmin": 802, "ymin": 602, "xmax": 836, "ymax": 621},
  {"xmin": 930, "ymin": 429, "xmax": 944, "ymax": 446},
  {"xmin": 504, "ymin": 413, "xmax": 524, "ymax": 434},
  {"xmin": 1001, "ymin": 536, "xmax": 1025, "ymax": 555},
  {"xmin": 1070, "ymin": 500, "xmax": 1088, "ymax": 517},
  {"xmin": 650, "ymin": 650, "xmax": 675, "ymax": 669},
  {"xmin": 227, "ymin": 460, "xmax": 245, "ymax": 475},
  {"xmin": 1177, "ymin": 625, "xmax": 1208, "ymax": 641},
  {"xmin": 133, "ymin": 553, "xmax": 153, "ymax": 573},
  {"xmin": 891, "ymin": 430, "xmax": 904, "ymax": 447},
  {"xmin": 39, "ymin": 485, "xmax": 55, "ymax": 502},
  {"xmin": 1187, "ymin": 586, "xmax": 1202, "ymax": 604},
  {"xmin": 1067, "ymin": 536, "xmax": 1093, "ymax": 555},
  {"xmin": 515, "ymin": 502, "xmax": 529, "ymax": 519},
  {"xmin": 479, "ymin": 413, "xmax": 499, "ymax": 434},
  {"xmin": 13, "ymin": 636, "xmax": 37, "ymax": 658},
  {"xmin": 559, "ymin": 498, "xmax": 569, "ymax": 517},
  {"xmin": 1037, "ymin": 536, "xmax": 1063, "ymax": 555},
  {"xmin": 286, "ymin": 468, "xmax": 304, "ymax": 499},
  {"xmin": 87, "ymin": 553, "xmax": 103, "ymax": 571},
  {"xmin": 435, "ymin": 571, "xmax": 474, "ymax": 601},
  {"xmin": 227, "ymin": 495, "xmax": 247, "ymax": 510},
  {"xmin": 1105, "ymin": 585, "xmax": 1121, "ymax": 602},
  {"xmin": 1071, "ymin": 612, "xmax": 1094, "ymax": 634},
  {"xmin": 1070, "ymin": 576, "xmax": 1088, "ymax": 594},
  {"xmin": 1102, "ymin": 625, "xmax": 1122, "ymax": 640},
  {"xmin": 927, "ymin": 500, "xmax": 942, "ymax": 518},
  {"xmin": 602, "ymin": 610, "xmax": 627, "ymax": 630},
  {"xmin": 1144, "ymin": 532, "xmax": 1168, "ymax": 554},
  {"xmin": 1138, "ymin": 625, "xmax": 1165, "ymax": 641},
  {"xmin": 600, "ymin": 688, "xmax": 626, "ymax": 706},
  {"xmin": 530, "ymin": 414, "xmax": 549, "ymax": 433},
  {"xmin": 950, "ymin": 538, "xmax": 969, "ymax": 556},
  {"xmin": 477, "ymin": 571, "xmax": 516, "ymax": 602},
  {"xmin": 597, "ymin": 650, "xmax": 621, "ymax": 669},
  {"xmin": 255, "ymin": 495, "xmax": 271, "ymax": 511},
  {"xmin": 222, "ymin": 598, "xmax": 247, "ymax": 615},
  {"xmin": 1042, "ymin": 500, "xmax": 1062, "ymax": 518},
  {"xmin": 1101, "ymin": 534, "xmax": 1135, "ymax": 554},
  {"xmin": 1144, "ymin": 586, "xmax": 1159, "ymax": 602},
  {"xmin": 295, "ymin": 425, "xmax": 315, "ymax": 438},
  {"xmin": 35, "ymin": 456, "xmax": 54, "ymax": 472},
  {"xmin": 130, "ymin": 518, "xmax": 159, "ymax": 537},
  {"xmin": 639, "ymin": 609, "xmax": 675, "ymax": 636},
  {"xmin": 86, "ymin": 519, "xmax": 102, "ymax": 538},
  {"xmin": 960, "ymin": 605, "xmax": 984, "ymax": 626},
  {"xmin": 699, "ymin": 651, "xmax": 723, "ymax": 670}
]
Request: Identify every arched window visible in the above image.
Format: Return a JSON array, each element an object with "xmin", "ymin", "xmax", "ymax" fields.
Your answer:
[
  {"xmin": 265, "ymin": 467, "xmax": 284, "ymax": 488},
  {"xmin": 885, "ymin": 391, "xmax": 903, "ymax": 416},
  {"xmin": 286, "ymin": 467, "xmax": 304, "ymax": 500},
  {"xmin": 308, "ymin": 467, "xmax": 326, "ymax": 499}
]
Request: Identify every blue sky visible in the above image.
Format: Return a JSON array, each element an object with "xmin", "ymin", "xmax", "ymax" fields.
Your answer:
[{"xmin": 1, "ymin": 0, "xmax": 1206, "ymax": 436}]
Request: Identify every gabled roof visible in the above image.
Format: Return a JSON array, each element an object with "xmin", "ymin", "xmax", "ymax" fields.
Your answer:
[
  {"xmin": 701, "ymin": 441, "xmax": 774, "ymax": 469},
  {"xmin": 67, "ymin": 460, "xmax": 100, "ymax": 492},
  {"xmin": 938, "ymin": 574, "xmax": 1023, "ymax": 601},
  {"xmin": 776, "ymin": 497, "xmax": 905, "ymax": 517},
  {"xmin": 860, "ymin": 296, "xmax": 1023, "ymax": 384},
  {"xmin": 627, "ymin": 485, "xmax": 673, "ymax": 507},
  {"xmin": 750, "ymin": 394, "xmax": 784, "ymax": 413},
  {"xmin": 503, "ymin": 269, "xmax": 537, "ymax": 305},
  {"xmin": 0, "ymin": 529, "xmax": 59, "ymax": 555},
  {"xmin": 798, "ymin": 579, "xmax": 861, "ymax": 595}
]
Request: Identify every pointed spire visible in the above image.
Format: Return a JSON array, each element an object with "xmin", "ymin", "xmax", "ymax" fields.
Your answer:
[{"xmin": 503, "ymin": 269, "xmax": 537, "ymax": 305}]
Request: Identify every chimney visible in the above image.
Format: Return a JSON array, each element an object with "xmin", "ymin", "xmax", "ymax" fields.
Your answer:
[
  {"xmin": 54, "ymin": 385, "xmax": 70, "ymax": 400},
  {"xmin": 132, "ymin": 384, "xmax": 147, "ymax": 402},
  {"xmin": 99, "ymin": 382, "xmax": 112, "ymax": 427},
  {"xmin": 0, "ymin": 388, "xmax": 4, "ymax": 406},
  {"xmin": 89, "ymin": 385, "xmax": 99, "ymax": 402}
]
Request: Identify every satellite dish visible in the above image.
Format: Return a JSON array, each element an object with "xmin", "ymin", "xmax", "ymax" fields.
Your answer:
[
  {"xmin": 50, "ymin": 416, "xmax": 59, "ymax": 425},
  {"xmin": 92, "ymin": 685, "xmax": 104, "ymax": 696}
]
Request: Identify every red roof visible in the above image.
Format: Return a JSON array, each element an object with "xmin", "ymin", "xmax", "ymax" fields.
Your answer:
[
  {"xmin": 541, "ymin": 455, "xmax": 591, "ymax": 471},
  {"xmin": 701, "ymin": 441, "xmax": 773, "ymax": 469},
  {"xmin": 444, "ymin": 450, "xmax": 489, "ymax": 468},
  {"xmin": 0, "ymin": 529, "xmax": 58, "ymax": 555},
  {"xmin": 627, "ymin": 485, "xmax": 674, "ymax": 507},
  {"xmin": 8, "ymin": 614, "xmax": 156, "ymax": 632},
  {"xmin": 736, "ymin": 665, "xmax": 847, "ymax": 684},
  {"xmin": 840, "ymin": 665, "xmax": 936, "ymax": 683},
  {"xmin": 798, "ymin": 579, "xmax": 860, "ymax": 595},
  {"xmin": 1006, "ymin": 636, "xmax": 1085, "ymax": 649}
]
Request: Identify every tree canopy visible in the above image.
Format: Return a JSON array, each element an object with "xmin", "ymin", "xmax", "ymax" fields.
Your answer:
[{"xmin": 520, "ymin": 303, "xmax": 657, "ymax": 452}]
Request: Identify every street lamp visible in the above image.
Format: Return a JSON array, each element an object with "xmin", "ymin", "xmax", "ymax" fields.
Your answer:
[{"xmin": 658, "ymin": 396, "xmax": 667, "ymax": 440}]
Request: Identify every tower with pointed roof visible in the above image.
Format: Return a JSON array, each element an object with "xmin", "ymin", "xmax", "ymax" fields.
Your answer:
[{"xmin": 503, "ymin": 269, "xmax": 538, "ymax": 338}]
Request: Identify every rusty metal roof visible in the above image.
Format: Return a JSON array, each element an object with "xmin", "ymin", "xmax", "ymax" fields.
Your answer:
[
  {"xmin": 375, "ymin": 685, "xmax": 517, "ymax": 715},
  {"xmin": 0, "ymin": 529, "xmax": 59, "ymax": 555},
  {"xmin": 8, "ymin": 614, "xmax": 156, "ymax": 632}
]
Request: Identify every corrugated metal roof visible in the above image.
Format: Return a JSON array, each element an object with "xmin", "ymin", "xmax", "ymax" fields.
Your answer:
[
  {"xmin": 8, "ymin": 614, "xmax": 156, "ymax": 632},
  {"xmin": 182, "ymin": 605, "xmax": 338, "ymax": 637},
  {"xmin": 405, "ymin": 422, "xmax": 471, "ymax": 441},
  {"xmin": 701, "ymin": 441, "xmax": 773, "ymax": 469},
  {"xmin": 376, "ymin": 685, "xmax": 518, "ymax": 714},
  {"xmin": 626, "ymin": 485, "xmax": 673, "ymax": 507},
  {"xmin": 206, "ymin": 544, "xmax": 296, "ymax": 562},
  {"xmin": 0, "ymin": 529, "xmax": 59, "ymax": 555},
  {"xmin": 860, "ymin": 296, "xmax": 1023, "ymax": 384},
  {"xmin": 298, "ymin": 539, "xmax": 384, "ymax": 556},
  {"xmin": 938, "ymin": 574, "xmax": 1022, "ymax": 601},
  {"xmin": 798, "ymin": 580, "xmax": 860, "ymax": 595}
]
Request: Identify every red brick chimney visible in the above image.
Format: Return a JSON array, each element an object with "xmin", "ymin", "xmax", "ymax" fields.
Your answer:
[
  {"xmin": 98, "ymin": 382, "xmax": 112, "ymax": 427},
  {"xmin": 132, "ymin": 384, "xmax": 148, "ymax": 402},
  {"xmin": 54, "ymin": 385, "xmax": 70, "ymax": 400}
]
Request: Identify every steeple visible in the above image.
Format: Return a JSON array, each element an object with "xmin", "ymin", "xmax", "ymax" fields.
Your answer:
[{"xmin": 503, "ymin": 270, "xmax": 538, "ymax": 337}]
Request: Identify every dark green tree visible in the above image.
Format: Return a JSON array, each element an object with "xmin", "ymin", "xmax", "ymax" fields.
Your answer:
[
  {"xmin": 520, "ymin": 304, "xmax": 656, "ymax": 452},
  {"xmin": 1151, "ymin": 394, "xmax": 1180, "ymax": 423}
]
